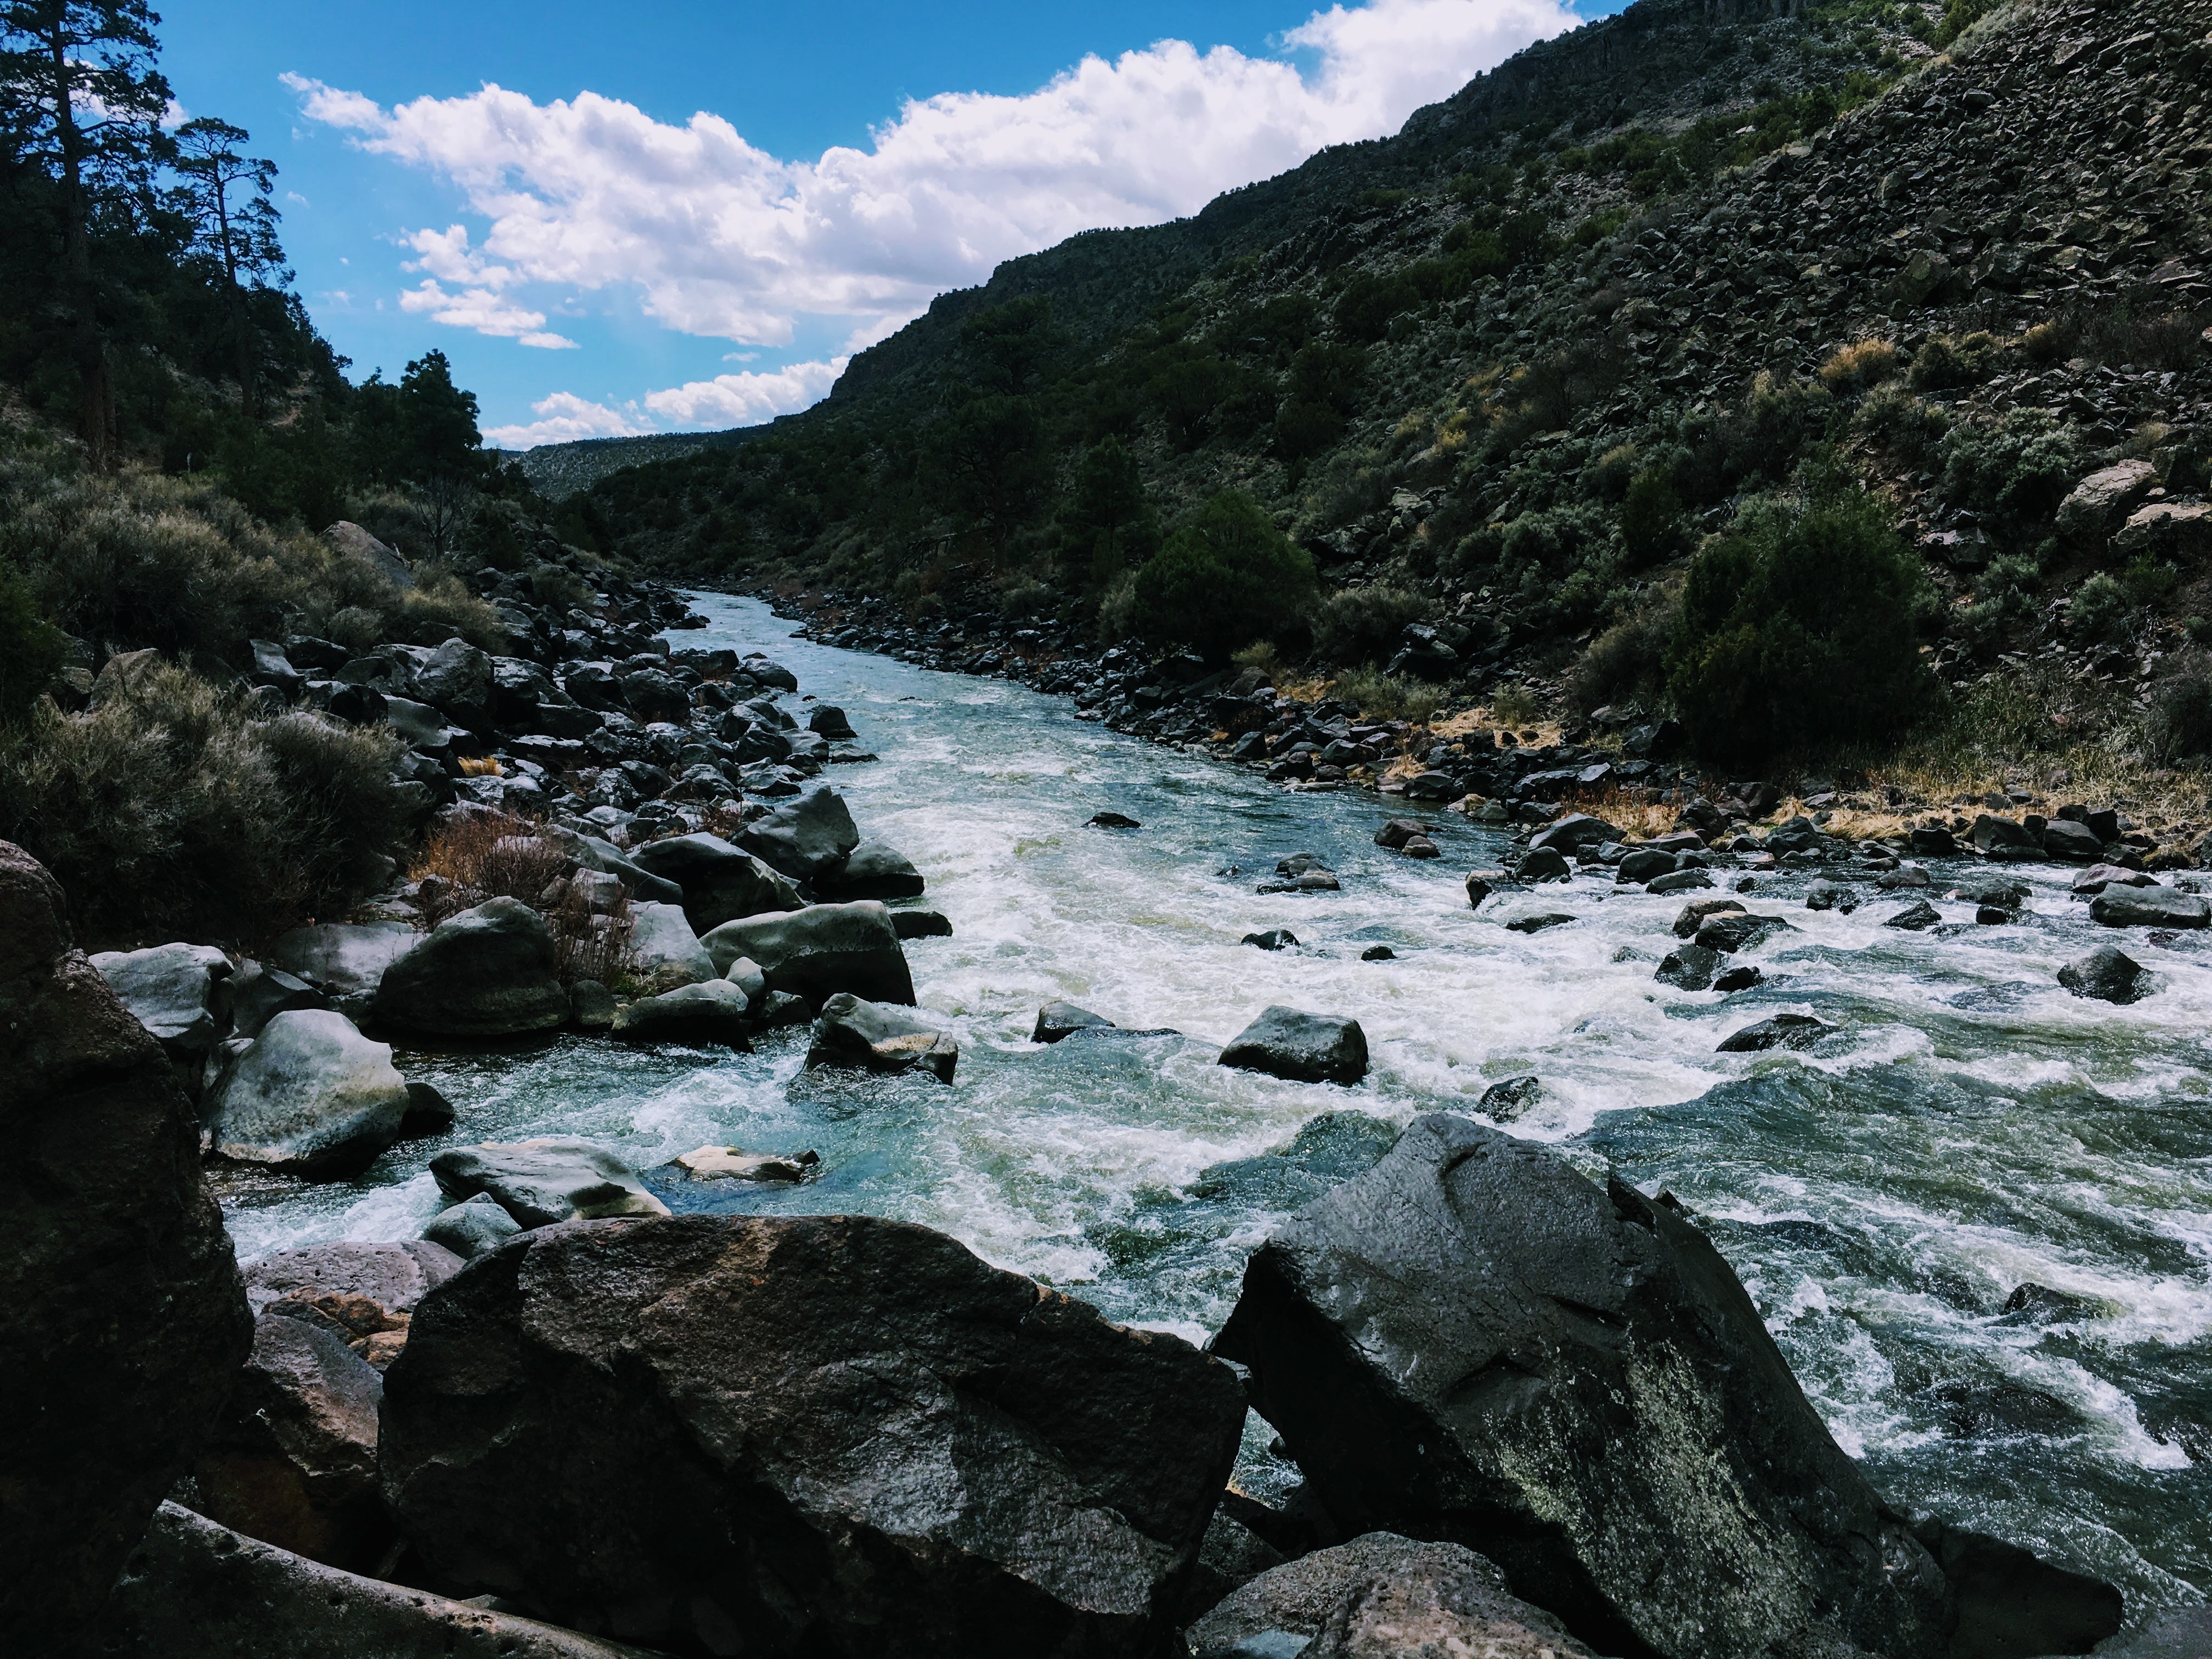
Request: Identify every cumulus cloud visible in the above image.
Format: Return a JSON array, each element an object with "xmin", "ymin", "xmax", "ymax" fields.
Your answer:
[
  {"xmin": 292, "ymin": 0, "xmax": 1578, "ymax": 438},
  {"xmin": 482, "ymin": 358, "xmax": 847, "ymax": 448}
]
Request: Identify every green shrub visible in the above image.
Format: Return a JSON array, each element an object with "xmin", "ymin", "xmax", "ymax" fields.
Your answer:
[
  {"xmin": 1852, "ymin": 387, "xmax": 1951, "ymax": 468},
  {"xmin": 1489, "ymin": 682, "xmax": 1542, "ymax": 727},
  {"xmin": 1312, "ymin": 584, "xmax": 1433, "ymax": 667},
  {"xmin": 1939, "ymin": 410, "xmax": 2079, "ymax": 532},
  {"xmin": 1666, "ymin": 493, "xmax": 1932, "ymax": 761},
  {"xmin": 0, "ymin": 659, "xmax": 409, "ymax": 945},
  {"xmin": 2068, "ymin": 573, "xmax": 2132, "ymax": 646},
  {"xmin": 0, "ymin": 557, "xmax": 65, "ymax": 727},
  {"xmin": 1130, "ymin": 492, "xmax": 1316, "ymax": 661},
  {"xmin": 2144, "ymin": 656, "xmax": 2212, "ymax": 764},
  {"xmin": 1909, "ymin": 331, "xmax": 2003, "ymax": 392},
  {"xmin": 1331, "ymin": 667, "xmax": 1441, "ymax": 725},
  {"xmin": 1620, "ymin": 468, "xmax": 1687, "ymax": 567},
  {"xmin": 1566, "ymin": 586, "xmax": 1680, "ymax": 716},
  {"xmin": 1936, "ymin": 0, "xmax": 2002, "ymax": 46}
]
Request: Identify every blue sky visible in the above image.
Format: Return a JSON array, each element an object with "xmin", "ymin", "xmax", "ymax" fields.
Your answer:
[{"xmin": 162, "ymin": 1, "xmax": 1623, "ymax": 446}]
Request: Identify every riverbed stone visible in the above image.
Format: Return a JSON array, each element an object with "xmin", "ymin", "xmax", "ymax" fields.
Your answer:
[
  {"xmin": 670, "ymin": 1146, "xmax": 820, "ymax": 1182},
  {"xmin": 738, "ymin": 783, "xmax": 862, "ymax": 878},
  {"xmin": 1673, "ymin": 897, "xmax": 1745, "ymax": 938},
  {"xmin": 72, "ymin": 1502, "xmax": 655, "ymax": 1658},
  {"xmin": 1516, "ymin": 845, "xmax": 1572, "ymax": 883},
  {"xmin": 612, "ymin": 979, "xmax": 753, "ymax": 1047},
  {"xmin": 1187, "ymin": 1533, "xmax": 1596, "ymax": 1659},
  {"xmin": 891, "ymin": 907, "xmax": 953, "ymax": 939},
  {"xmin": 1886, "ymin": 898, "xmax": 1944, "ymax": 930},
  {"xmin": 0, "ymin": 840, "xmax": 251, "ymax": 1655},
  {"xmin": 374, "ymin": 898, "xmax": 570, "ymax": 1036},
  {"xmin": 816, "ymin": 839, "xmax": 926, "ymax": 900},
  {"xmin": 205, "ymin": 1009, "xmax": 411, "ymax": 1179},
  {"xmin": 379, "ymin": 1213, "xmax": 1247, "ymax": 1657},
  {"xmin": 422, "ymin": 1192, "xmax": 523, "ymax": 1260},
  {"xmin": 1219, "ymin": 1007, "xmax": 1369, "ymax": 1086},
  {"xmin": 240, "ymin": 1240, "xmax": 464, "ymax": 1317},
  {"xmin": 1244, "ymin": 928, "xmax": 1299, "ymax": 950},
  {"xmin": 623, "ymin": 832, "xmax": 802, "ymax": 933},
  {"xmin": 2090, "ymin": 887, "xmax": 2211, "ymax": 929},
  {"xmin": 1035, "ymin": 1000, "xmax": 1115, "ymax": 1043},
  {"xmin": 1210, "ymin": 1113, "xmax": 1949, "ymax": 1659},
  {"xmin": 2058, "ymin": 946, "xmax": 2146, "ymax": 1005},
  {"xmin": 622, "ymin": 899, "xmax": 718, "ymax": 992},
  {"xmin": 191, "ymin": 1312, "xmax": 390, "ymax": 1572},
  {"xmin": 1718, "ymin": 1013, "xmax": 1836, "ymax": 1052},
  {"xmin": 1654, "ymin": 944, "xmax": 1722, "ymax": 990},
  {"xmin": 1695, "ymin": 912, "xmax": 1797, "ymax": 953},
  {"xmin": 430, "ymin": 1138, "xmax": 670, "ymax": 1228},
  {"xmin": 806, "ymin": 991, "xmax": 957, "ymax": 1081},
  {"xmin": 88, "ymin": 941, "xmax": 233, "ymax": 1055},
  {"xmin": 1646, "ymin": 867, "xmax": 1712, "ymax": 894},
  {"xmin": 702, "ymin": 899, "xmax": 916, "ymax": 1005}
]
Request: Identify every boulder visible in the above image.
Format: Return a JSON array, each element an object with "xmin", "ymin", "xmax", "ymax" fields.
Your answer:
[
  {"xmin": 1090, "ymin": 810, "xmax": 1142, "ymax": 829},
  {"xmin": 240, "ymin": 1240, "xmax": 464, "ymax": 1318},
  {"xmin": 1673, "ymin": 898, "xmax": 1744, "ymax": 938},
  {"xmin": 2056, "ymin": 459, "xmax": 2158, "ymax": 539},
  {"xmin": 807, "ymin": 704, "xmax": 857, "ymax": 740},
  {"xmin": 1373, "ymin": 819, "xmax": 1432, "ymax": 850},
  {"xmin": 1528, "ymin": 813, "xmax": 1619, "ymax": 853},
  {"xmin": 374, "ymin": 898, "xmax": 570, "ymax": 1036},
  {"xmin": 1187, "ymin": 1533, "xmax": 1596, "ymax": 1659},
  {"xmin": 622, "ymin": 899, "xmax": 717, "ymax": 992},
  {"xmin": 411, "ymin": 637, "xmax": 495, "ymax": 732},
  {"xmin": 806, "ymin": 992, "xmax": 957, "ymax": 1081},
  {"xmin": 191, "ymin": 1312, "xmax": 390, "ymax": 1572},
  {"xmin": 249, "ymin": 637, "xmax": 303, "ymax": 698},
  {"xmin": 1805, "ymin": 879, "xmax": 1858, "ymax": 913},
  {"xmin": 1968, "ymin": 814, "xmax": 2041, "ymax": 859},
  {"xmin": 1695, "ymin": 912, "xmax": 1797, "ymax": 953},
  {"xmin": 1646, "ymin": 866, "xmax": 1712, "ymax": 895},
  {"xmin": 1211, "ymin": 1114, "xmax": 1948, "ymax": 1659},
  {"xmin": 1477, "ymin": 1075, "xmax": 1542, "ymax": 1122},
  {"xmin": 1504, "ymin": 912, "xmax": 1576, "ymax": 934},
  {"xmin": 71, "ymin": 1502, "xmax": 654, "ymax": 1658},
  {"xmin": 2058, "ymin": 946, "xmax": 2146, "ymax": 1005},
  {"xmin": 1243, "ymin": 928, "xmax": 1299, "ymax": 950},
  {"xmin": 669, "ymin": 1146, "xmax": 819, "ymax": 1183},
  {"xmin": 265, "ymin": 921, "xmax": 424, "ymax": 1019},
  {"xmin": 1219, "ymin": 1007, "xmax": 1369, "ymax": 1086},
  {"xmin": 430, "ymin": 1138, "xmax": 670, "ymax": 1228},
  {"xmin": 613, "ymin": 979, "xmax": 753, "ymax": 1048},
  {"xmin": 379, "ymin": 1214, "xmax": 1246, "ymax": 1657},
  {"xmin": 88, "ymin": 941, "xmax": 233, "ymax": 1056},
  {"xmin": 1885, "ymin": 898, "xmax": 1944, "ymax": 930},
  {"xmin": 1617, "ymin": 847, "xmax": 1677, "ymax": 884},
  {"xmin": 2072, "ymin": 862, "xmax": 2156, "ymax": 897},
  {"xmin": 1654, "ymin": 944, "xmax": 1723, "ymax": 990},
  {"xmin": 741, "ymin": 652, "xmax": 799, "ymax": 691},
  {"xmin": 2042, "ymin": 817, "xmax": 2104, "ymax": 862},
  {"xmin": 1035, "ymin": 1000, "xmax": 1115, "ymax": 1043},
  {"xmin": 815, "ymin": 839, "xmax": 926, "ymax": 900},
  {"xmin": 0, "ymin": 841, "xmax": 252, "ymax": 1654},
  {"xmin": 573, "ymin": 833, "xmax": 685, "ymax": 904},
  {"xmin": 324, "ymin": 520, "xmax": 411, "ymax": 588},
  {"xmin": 738, "ymin": 783, "xmax": 862, "ymax": 879},
  {"xmin": 702, "ymin": 900, "xmax": 916, "ymax": 1006},
  {"xmin": 206, "ymin": 1010, "xmax": 411, "ymax": 1178},
  {"xmin": 624, "ymin": 832, "xmax": 802, "ymax": 933},
  {"xmin": 2091, "ymin": 887, "xmax": 2211, "ymax": 929},
  {"xmin": 423, "ymin": 1192, "xmax": 524, "ymax": 1260},
  {"xmin": 1516, "ymin": 845, "xmax": 1572, "ymax": 883},
  {"xmin": 1718, "ymin": 1013, "xmax": 1836, "ymax": 1052},
  {"xmin": 570, "ymin": 978, "xmax": 617, "ymax": 1029},
  {"xmin": 1465, "ymin": 871, "xmax": 1498, "ymax": 909},
  {"xmin": 1912, "ymin": 1520, "xmax": 2121, "ymax": 1659},
  {"xmin": 892, "ymin": 908, "xmax": 953, "ymax": 939},
  {"xmin": 226, "ymin": 960, "xmax": 328, "ymax": 1040}
]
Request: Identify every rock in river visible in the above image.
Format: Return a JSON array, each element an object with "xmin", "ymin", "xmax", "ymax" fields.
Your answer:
[
  {"xmin": 703, "ymin": 899, "xmax": 916, "ymax": 1006},
  {"xmin": 0, "ymin": 840, "xmax": 251, "ymax": 1654},
  {"xmin": 373, "ymin": 898, "xmax": 570, "ymax": 1037},
  {"xmin": 1035, "ymin": 1000, "xmax": 1115, "ymax": 1043},
  {"xmin": 430, "ymin": 1138, "xmax": 670, "ymax": 1228},
  {"xmin": 623, "ymin": 832, "xmax": 801, "ymax": 934},
  {"xmin": 1219, "ymin": 1006, "xmax": 1369, "ymax": 1086},
  {"xmin": 2058, "ymin": 945, "xmax": 2147, "ymax": 1005},
  {"xmin": 378, "ymin": 1213, "xmax": 1248, "ymax": 1658},
  {"xmin": 815, "ymin": 839, "xmax": 926, "ymax": 900},
  {"xmin": 738, "ymin": 783, "xmax": 862, "ymax": 879},
  {"xmin": 806, "ymin": 991, "xmax": 957, "ymax": 1081},
  {"xmin": 422, "ymin": 1192, "xmax": 523, "ymax": 1260},
  {"xmin": 205, "ymin": 1009, "xmax": 411, "ymax": 1178},
  {"xmin": 1210, "ymin": 1114, "xmax": 1949, "ymax": 1659},
  {"xmin": 1718, "ymin": 1013, "xmax": 1836, "ymax": 1053},
  {"xmin": 2091, "ymin": 886, "xmax": 2211, "ymax": 929},
  {"xmin": 622, "ymin": 899, "xmax": 718, "ymax": 992},
  {"xmin": 612, "ymin": 978, "xmax": 753, "ymax": 1047},
  {"xmin": 88, "ymin": 940, "xmax": 233, "ymax": 1056}
]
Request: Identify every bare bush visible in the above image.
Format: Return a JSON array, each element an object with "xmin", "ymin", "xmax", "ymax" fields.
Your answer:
[{"xmin": 411, "ymin": 808, "xmax": 636, "ymax": 982}]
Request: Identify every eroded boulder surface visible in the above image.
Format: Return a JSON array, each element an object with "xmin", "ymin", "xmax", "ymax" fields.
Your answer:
[
  {"xmin": 374, "ymin": 898, "xmax": 571, "ymax": 1036},
  {"xmin": 1211, "ymin": 1114, "xmax": 1949, "ymax": 1659},
  {"xmin": 241, "ymin": 1239, "xmax": 464, "ymax": 1317},
  {"xmin": 0, "ymin": 840, "xmax": 251, "ymax": 1654},
  {"xmin": 702, "ymin": 900, "xmax": 916, "ymax": 1006},
  {"xmin": 806, "ymin": 991, "xmax": 957, "ymax": 1081},
  {"xmin": 739, "ymin": 783, "xmax": 862, "ymax": 879},
  {"xmin": 430, "ymin": 1138, "xmax": 670, "ymax": 1227},
  {"xmin": 205, "ymin": 1009, "xmax": 411, "ymax": 1178},
  {"xmin": 380, "ymin": 1214, "xmax": 1247, "ymax": 1658},
  {"xmin": 1218, "ymin": 1007, "xmax": 1369, "ymax": 1086},
  {"xmin": 88, "ymin": 941, "xmax": 233, "ymax": 1056},
  {"xmin": 73, "ymin": 1502, "xmax": 654, "ymax": 1658}
]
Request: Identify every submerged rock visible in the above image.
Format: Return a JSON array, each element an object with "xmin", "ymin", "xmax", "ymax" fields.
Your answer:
[
  {"xmin": 1654, "ymin": 944, "xmax": 1722, "ymax": 991},
  {"xmin": 430, "ymin": 1138, "xmax": 670, "ymax": 1228},
  {"xmin": 1211, "ymin": 1114, "xmax": 1949, "ymax": 1659},
  {"xmin": 1885, "ymin": 898, "xmax": 1943, "ymax": 930},
  {"xmin": 1477, "ymin": 1075, "xmax": 1542, "ymax": 1122},
  {"xmin": 891, "ymin": 907, "xmax": 953, "ymax": 939},
  {"xmin": 1034, "ymin": 1000, "xmax": 1115, "ymax": 1043},
  {"xmin": 1717, "ymin": 1013, "xmax": 1836, "ymax": 1052},
  {"xmin": 1219, "ymin": 1007, "xmax": 1369, "ymax": 1086},
  {"xmin": 806, "ymin": 992, "xmax": 958, "ymax": 1081},
  {"xmin": 1243, "ymin": 928, "xmax": 1299, "ymax": 950},
  {"xmin": 1694, "ymin": 912, "xmax": 1796, "ymax": 953},
  {"xmin": 379, "ymin": 1214, "xmax": 1246, "ymax": 1657},
  {"xmin": 0, "ymin": 841, "xmax": 251, "ymax": 1654},
  {"xmin": 1672, "ymin": 897, "xmax": 1744, "ymax": 938},
  {"xmin": 670, "ymin": 1146, "xmax": 820, "ymax": 1182}
]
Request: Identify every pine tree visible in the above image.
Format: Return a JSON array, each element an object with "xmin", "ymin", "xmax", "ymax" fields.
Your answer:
[
  {"xmin": 0, "ymin": 0, "xmax": 171, "ymax": 469},
  {"xmin": 170, "ymin": 117, "xmax": 286, "ymax": 418}
]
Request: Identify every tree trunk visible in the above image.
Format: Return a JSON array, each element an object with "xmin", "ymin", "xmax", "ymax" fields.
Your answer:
[
  {"xmin": 50, "ymin": 31, "xmax": 113, "ymax": 471},
  {"xmin": 216, "ymin": 195, "xmax": 257, "ymax": 419}
]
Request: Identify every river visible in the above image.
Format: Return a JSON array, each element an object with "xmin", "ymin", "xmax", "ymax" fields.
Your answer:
[{"xmin": 221, "ymin": 590, "xmax": 2212, "ymax": 1614}]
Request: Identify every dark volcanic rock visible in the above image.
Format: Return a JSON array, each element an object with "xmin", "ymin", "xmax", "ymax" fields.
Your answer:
[
  {"xmin": 1654, "ymin": 944, "xmax": 1722, "ymax": 990},
  {"xmin": 1717, "ymin": 1014, "xmax": 1837, "ymax": 1053},
  {"xmin": 738, "ymin": 783, "xmax": 862, "ymax": 878},
  {"xmin": 1211, "ymin": 1114, "xmax": 1946, "ymax": 1659},
  {"xmin": 1884, "ymin": 899, "xmax": 1943, "ymax": 931},
  {"xmin": 2091, "ymin": 887, "xmax": 2211, "ymax": 929},
  {"xmin": 2058, "ymin": 945, "xmax": 2147, "ymax": 1005},
  {"xmin": 373, "ymin": 898, "xmax": 570, "ymax": 1037},
  {"xmin": 1187, "ymin": 1532, "xmax": 1596, "ymax": 1659},
  {"xmin": 1219, "ymin": 1006, "xmax": 1369, "ymax": 1086},
  {"xmin": 73, "ymin": 1501, "xmax": 652, "ymax": 1658},
  {"xmin": 380, "ymin": 1214, "xmax": 1247, "ymax": 1657},
  {"xmin": 625, "ymin": 832, "xmax": 803, "ymax": 933},
  {"xmin": 806, "ymin": 992, "xmax": 958, "ymax": 1081},
  {"xmin": 1694, "ymin": 912, "xmax": 1796, "ymax": 953},
  {"xmin": 1034, "ymin": 1000, "xmax": 1115, "ymax": 1043},
  {"xmin": 192, "ymin": 1312, "xmax": 391, "ymax": 1572},
  {"xmin": 815, "ymin": 839, "xmax": 927, "ymax": 900},
  {"xmin": 702, "ymin": 900, "xmax": 917, "ymax": 1006},
  {"xmin": 0, "ymin": 840, "xmax": 251, "ymax": 1655},
  {"xmin": 1912, "ymin": 1520, "xmax": 2121, "ymax": 1659}
]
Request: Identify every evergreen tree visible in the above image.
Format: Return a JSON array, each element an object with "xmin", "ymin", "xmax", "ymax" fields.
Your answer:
[
  {"xmin": 169, "ymin": 117, "xmax": 286, "ymax": 417},
  {"xmin": 394, "ymin": 348, "xmax": 489, "ymax": 556},
  {"xmin": 0, "ymin": 0, "xmax": 171, "ymax": 469},
  {"xmin": 1066, "ymin": 436, "xmax": 1158, "ymax": 586}
]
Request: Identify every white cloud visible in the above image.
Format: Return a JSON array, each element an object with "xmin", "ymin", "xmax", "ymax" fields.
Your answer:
[
  {"xmin": 483, "ymin": 357, "xmax": 846, "ymax": 448},
  {"xmin": 483, "ymin": 390, "xmax": 653, "ymax": 448},
  {"xmin": 397, "ymin": 278, "xmax": 577, "ymax": 348}
]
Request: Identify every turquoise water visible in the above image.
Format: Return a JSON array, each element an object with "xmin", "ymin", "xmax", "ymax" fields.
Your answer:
[{"xmin": 222, "ymin": 592, "xmax": 2212, "ymax": 1613}]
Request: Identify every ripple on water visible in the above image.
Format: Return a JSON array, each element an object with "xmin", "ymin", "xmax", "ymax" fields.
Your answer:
[{"xmin": 217, "ymin": 592, "xmax": 2212, "ymax": 1612}]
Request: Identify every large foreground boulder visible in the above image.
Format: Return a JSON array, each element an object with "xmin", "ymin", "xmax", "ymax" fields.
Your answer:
[
  {"xmin": 738, "ymin": 783, "xmax": 862, "ymax": 879},
  {"xmin": 380, "ymin": 1214, "xmax": 1247, "ymax": 1658},
  {"xmin": 72, "ymin": 1502, "xmax": 654, "ymax": 1658},
  {"xmin": 191, "ymin": 1312, "xmax": 391, "ymax": 1572},
  {"xmin": 1218, "ymin": 1007, "xmax": 1369, "ymax": 1086},
  {"xmin": 624, "ymin": 832, "xmax": 802, "ymax": 933},
  {"xmin": 702, "ymin": 900, "xmax": 916, "ymax": 1005},
  {"xmin": 0, "ymin": 841, "xmax": 252, "ymax": 1653},
  {"xmin": 430, "ymin": 1138, "xmax": 670, "ymax": 1227},
  {"xmin": 806, "ymin": 992, "xmax": 957, "ymax": 1081},
  {"xmin": 374, "ymin": 898, "xmax": 570, "ymax": 1036},
  {"xmin": 205, "ymin": 1009, "xmax": 411, "ymax": 1178},
  {"xmin": 241, "ymin": 1240, "xmax": 465, "ymax": 1317},
  {"xmin": 1211, "ymin": 1114, "xmax": 1949, "ymax": 1659},
  {"xmin": 1187, "ymin": 1533, "xmax": 1596, "ymax": 1659}
]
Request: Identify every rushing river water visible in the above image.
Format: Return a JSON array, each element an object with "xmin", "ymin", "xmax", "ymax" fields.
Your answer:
[{"xmin": 223, "ymin": 591, "xmax": 2212, "ymax": 1615}]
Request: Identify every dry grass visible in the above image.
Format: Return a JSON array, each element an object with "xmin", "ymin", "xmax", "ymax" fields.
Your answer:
[
  {"xmin": 410, "ymin": 808, "xmax": 636, "ymax": 981},
  {"xmin": 1820, "ymin": 337, "xmax": 1905, "ymax": 393}
]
